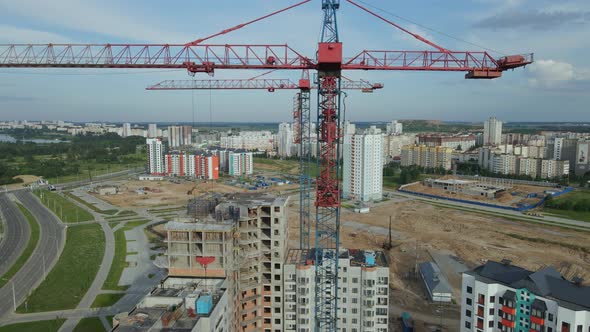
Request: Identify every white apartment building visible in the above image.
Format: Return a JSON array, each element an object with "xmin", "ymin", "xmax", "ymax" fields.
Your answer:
[
  {"xmin": 386, "ymin": 120, "xmax": 403, "ymax": 135},
  {"xmin": 461, "ymin": 260, "xmax": 590, "ymax": 332},
  {"xmin": 343, "ymin": 126, "xmax": 383, "ymax": 202},
  {"xmin": 492, "ymin": 154, "xmax": 518, "ymax": 175},
  {"xmin": 122, "ymin": 122, "xmax": 132, "ymax": 138},
  {"xmin": 220, "ymin": 131, "xmax": 275, "ymax": 151},
  {"xmin": 401, "ymin": 145, "xmax": 454, "ymax": 170},
  {"xmin": 484, "ymin": 117, "xmax": 503, "ymax": 146},
  {"xmin": 146, "ymin": 138, "xmax": 164, "ymax": 175},
  {"xmin": 541, "ymin": 160, "xmax": 569, "ymax": 179},
  {"xmin": 278, "ymin": 123, "xmax": 294, "ymax": 158},
  {"xmin": 168, "ymin": 125, "xmax": 193, "ymax": 148},
  {"xmin": 283, "ymin": 248, "xmax": 390, "ymax": 332},
  {"xmin": 228, "ymin": 151, "xmax": 254, "ymax": 176},
  {"xmin": 148, "ymin": 123, "xmax": 158, "ymax": 138}
]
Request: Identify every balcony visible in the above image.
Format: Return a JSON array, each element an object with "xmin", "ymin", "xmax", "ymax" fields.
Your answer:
[{"xmin": 501, "ymin": 318, "xmax": 515, "ymax": 328}]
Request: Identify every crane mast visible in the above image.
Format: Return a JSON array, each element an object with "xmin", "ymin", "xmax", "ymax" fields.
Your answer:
[{"xmin": 316, "ymin": 1, "xmax": 342, "ymax": 330}]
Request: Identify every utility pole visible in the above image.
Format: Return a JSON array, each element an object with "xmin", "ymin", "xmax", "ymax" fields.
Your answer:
[{"xmin": 12, "ymin": 280, "xmax": 16, "ymax": 311}]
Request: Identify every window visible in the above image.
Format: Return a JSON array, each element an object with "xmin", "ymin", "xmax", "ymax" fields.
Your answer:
[
  {"xmin": 466, "ymin": 286, "xmax": 473, "ymax": 294},
  {"xmin": 478, "ymin": 294, "xmax": 485, "ymax": 304},
  {"xmin": 467, "ymin": 298, "xmax": 472, "ymax": 306},
  {"xmin": 548, "ymin": 313, "xmax": 554, "ymax": 321},
  {"xmin": 489, "ymin": 308, "xmax": 494, "ymax": 315},
  {"xmin": 489, "ymin": 321, "xmax": 494, "ymax": 328},
  {"xmin": 352, "ymin": 278, "xmax": 358, "ymax": 283},
  {"xmin": 490, "ymin": 296, "xmax": 496, "ymax": 303},
  {"xmin": 466, "ymin": 309, "xmax": 472, "ymax": 318},
  {"xmin": 465, "ymin": 321, "xmax": 471, "ymax": 329},
  {"xmin": 577, "ymin": 325, "xmax": 583, "ymax": 332}
]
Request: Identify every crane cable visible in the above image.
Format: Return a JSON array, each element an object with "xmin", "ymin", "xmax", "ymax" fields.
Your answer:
[{"xmin": 354, "ymin": 0, "xmax": 509, "ymax": 56}]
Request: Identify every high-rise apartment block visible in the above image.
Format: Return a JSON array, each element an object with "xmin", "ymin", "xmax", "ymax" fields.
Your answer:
[
  {"xmin": 278, "ymin": 123, "xmax": 294, "ymax": 158},
  {"xmin": 343, "ymin": 126, "xmax": 383, "ymax": 201},
  {"xmin": 148, "ymin": 123, "xmax": 158, "ymax": 138},
  {"xmin": 401, "ymin": 145, "xmax": 454, "ymax": 170},
  {"xmin": 484, "ymin": 117, "xmax": 503, "ymax": 146},
  {"xmin": 382, "ymin": 134, "xmax": 416, "ymax": 163},
  {"xmin": 461, "ymin": 260, "xmax": 590, "ymax": 332},
  {"xmin": 164, "ymin": 152, "xmax": 219, "ymax": 179},
  {"xmin": 283, "ymin": 248, "xmax": 390, "ymax": 332},
  {"xmin": 168, "ymin": 125, "xmax": 193, "ymax": 148},
  {"xmin": 576, "ymin": 141, "xmax": 590, "ymax": 176},
  {"xmin": 165, "ymin": 194, "xmax": 289, "ymax": 332},
  {"xmin": 479, "ymin": 147, "xmax": 569, "ymax": 179},
  {"xmin": 122, "ymin": 122, "xmax": 132, "ymax": 138},
  {"xmin": 221, "ymin": 131, "xmax": 274, "ymax": 151},
  {"xmin": 418, "ymin": 134, "xmax": 477, "ymax": 151},
  {"xmin": 229, "ymin": 151, "xmax": 254, "ymax": 176},
  {"xmin": 386, "ymin": 120, "xmax": 403, "ymax": 135},
  {"xmin": 146, "ymin": 138, "xmax": 165, "ymax": 175}
]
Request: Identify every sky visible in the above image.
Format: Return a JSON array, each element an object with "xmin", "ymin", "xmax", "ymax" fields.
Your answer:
[{"xmin": 0, "ymin": 0, "xmax": 589, "ymax": 123}]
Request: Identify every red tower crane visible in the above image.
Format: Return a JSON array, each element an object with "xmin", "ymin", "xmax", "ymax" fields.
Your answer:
[{"xmin": 0, "ymin": 1, "xmax": 533, "ymax": 330}]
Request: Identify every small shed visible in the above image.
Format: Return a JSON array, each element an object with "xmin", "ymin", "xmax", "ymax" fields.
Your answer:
[{"xmin": 418, "ymin": 261, "xmax": 452, "ymax": 303}]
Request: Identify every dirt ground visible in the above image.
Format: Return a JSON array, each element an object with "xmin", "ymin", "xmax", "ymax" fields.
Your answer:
[
  {"xmin": 286, "ymin": 194, "xmax": 590, "ymax": 317},
  {"xmin": 4, "ymin": 175, "xmax": 42, "ymax": 190},
  {"xmin": 404, "ymin": 176, "xmax": 556, "ymax": 208},
  {"xmin": 95, "ymin": 179, "xmax": 299, "ymax": 208}
]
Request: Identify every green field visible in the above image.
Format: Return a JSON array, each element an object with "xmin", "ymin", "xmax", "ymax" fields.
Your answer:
[
  {"xmin": 0, "ymin": 319, "xmax": 65, "ymax": 332},
  {"xmin": 91, "ymin": 293, "xmax": 125, "ymax": 308},
  {"xmin": 34, "ymin": 190, "xmax": 94, "ymax": 223},
  {"xmin": 543, "ymin": 190, "xmax": 590, "ymax": 222},
  {"xmin": 0, "ymin": 203, "xmax": 40, "ymax": 289},
  {"xmin": 64, "ymin": 192, "xmax": 118, "ymax": 215},
  {"xmin": 46, "ymin": 158, "xmax": 144, "ymax": 185},
  {"xmin": 17, "ymin": 224, "xmax": 105, "ymax": 313},
  {"xmin": 73, "ymin": 317, "xmax": 106, "ymax": 332}
]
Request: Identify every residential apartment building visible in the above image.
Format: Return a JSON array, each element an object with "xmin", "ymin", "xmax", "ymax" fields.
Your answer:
[
  {"xmin": 540, "ymin": 160, "xmax": 569, "ymax": 179},
  {"xmin": 113, "ymin": 277, "xmax": 229, "ymax": 332},
  {"xmin": 343, "ymin": 126, "xmax": 383, "ymax": 202},
  {"xmin": 576, "ymin": 141, "xmax": 590, "ymax": 176},
  {"xmin": 168, "ymin": 125, "xmax": 193, "ymax": 148},
  {"xmin": 148, "ymin": 123, "xmax": 158, "ymax": 138},
  {"xmin": 164, "ymin": 152, "xmax": 219, "ymax": 179},
  {"xmin": 283, "ymin": 248, "xmax": 390, "ymax": 332},
  {"xmin": 401, "ymin": 145, "xmax": 453, "ymax": 170},
  {"xmin": 382, "ymin": 134, "xmax": 416, "ymax": 163},
  {"xmin": 146, "ymin": 138, "xmax": 165, "ymax": 175},
  {"xmin": 122, "ymin": 122, "xmax": 132, "ymax": 138},
  {"xmin": 492, "ymin": 154, "xmax": 518, "ymax": 175},
  {"xmin": 386, "ymin": 120, "xmax": 403, "ymax": 135},
  {"xmin": 479, "ymin": 148, "xmax": 568, "ymax": 179},
  {"xmin": 278, "ymin": 123, "xmax": 294, "ymax": 158},
  {"xmin": 517, "ymin": 158, "xmax": 541, "ymax": 178},
  {"xmin": 220, "ymin": 131, "xmax": 275, "ymax": 151},
  {"xmin": 484, "ymin": 117, "xmax": 503, "ymax": 146},
  {"xmin": 229, "ymin": 151, "xmax": 254, "ymax": 176},
  {"xmin": 461, "ymin": 260, "xmax": 590, "ymax": 332},
  {"xmin": 418, "ymin": 134, "xmax": 477, "ymax": 151},
  {"xmin": 165, "ymin": 194, "xmax": 289, "ymax": 332},
  {"xmin": 550, "ymin": 138, "xmax": 578, "ymax": 169}
]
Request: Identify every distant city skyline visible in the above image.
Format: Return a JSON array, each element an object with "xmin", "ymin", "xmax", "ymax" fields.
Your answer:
[{"xmin": 0, "ymin": 1, "xmax": 589, "ymax": 122}]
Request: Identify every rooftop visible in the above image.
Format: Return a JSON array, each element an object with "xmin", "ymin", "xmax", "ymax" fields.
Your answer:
[
  {"xmin": 466, "ymin": 261, "xmax": 590, "ymax": 310},
  {"xmin": 286, "ymin": 248, "xmax": 389, "ymax": 268},
  {"xmin": 419, "ymin": 262, "xmax": 452, "ymax": 295}
]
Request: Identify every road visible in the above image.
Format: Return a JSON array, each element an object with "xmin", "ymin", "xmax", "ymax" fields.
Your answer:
[
  {"xmin": 0, "ymin": 190, "xmax": 65, "ymax": 318},
  {"xmin": 0, "ymin": 194, "xmax": 30, "ymax": 278}
]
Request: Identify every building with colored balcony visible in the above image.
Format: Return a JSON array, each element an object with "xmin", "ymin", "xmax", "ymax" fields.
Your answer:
[{"xmin": 460, "ymin": 260, "xmax": 590, "ymax": 332}]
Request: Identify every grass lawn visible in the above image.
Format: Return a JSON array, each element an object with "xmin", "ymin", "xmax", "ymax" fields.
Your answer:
[
  {"xmin": 91, "ymin": 293, "xmax": 125, "ymax": 308},
  {"xmin": 45, "ymin": 156, "xmax": 144, "ymax": 185},
  {"xmin": 0, "ymin": 203, "xmax": 40, "ymax": 289},
  {"xmin": 73, "ymin": 317, "xmax": 106, "ymax": 332},
  {"xmin": 64, "ymin": 192, "xmax": 118, "ymax": 215},
  {"xmin": 17, "ymin": 224, "xmax": 105, "ymax": 313},
  {"xmin": 0, "ymin": 319, "xmax": 65, "ymax": 332},
  {"xmin": 34, "ymin": 189, "xmax": 94, "ymax": 223},
  {"xmin": 544, "ymin": 208, "xmax": 590, "ymax": 222},
  {"xmin": 543, "ymin": 190, "xmax": 590, "ymax": 222},
  {"xmin": 102, "ymin": 229, "xmax": 129, "ymax": 291}
]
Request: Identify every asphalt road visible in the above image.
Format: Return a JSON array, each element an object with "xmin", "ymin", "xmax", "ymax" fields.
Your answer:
[
  {"xmin": 0, "ymin": 190, "xmax": 65, "ymax": 318},
  {"xmin": 0, "ymin": 194, "xmax": 30, "ymax": 277}
]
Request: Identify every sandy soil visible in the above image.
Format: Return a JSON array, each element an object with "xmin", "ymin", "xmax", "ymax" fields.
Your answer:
[
  {"xmin": 286, "ymin": 195, "xmax": 590, "ymax": 313},
  {"xmin": 4, "ymin": 175, "xmax": 42, "ymax": 190},
  {"xmin": 95, "ymin": 179, "xmax": 299, "ymax": 208}
]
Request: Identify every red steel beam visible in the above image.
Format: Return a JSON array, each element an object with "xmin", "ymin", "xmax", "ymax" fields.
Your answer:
[{"xmin": 146, "ymin": 79, "xmax": 383, "ymax": 91}]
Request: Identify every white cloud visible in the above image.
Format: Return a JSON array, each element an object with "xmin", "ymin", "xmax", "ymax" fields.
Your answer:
[
  {"xmin": 528, "ymin": 59, "xmax": 590, "ymax": 88},
  {"xmin": 0, "ymin": 25, "xmax": 71, "ymax": 43},
  {"xmin": 0, "ymin": 0, "xmax": 194, "ymax": 43}
]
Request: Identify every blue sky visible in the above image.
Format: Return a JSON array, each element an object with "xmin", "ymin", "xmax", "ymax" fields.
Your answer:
[{"xmin": 0, "ymin": 0, "xmax": 589, "ymax": 123}]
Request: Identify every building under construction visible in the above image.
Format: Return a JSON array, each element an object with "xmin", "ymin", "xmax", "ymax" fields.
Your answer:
[{"xmin": 165, "ymin": 193, "xmax": 289, "ymax": 332}]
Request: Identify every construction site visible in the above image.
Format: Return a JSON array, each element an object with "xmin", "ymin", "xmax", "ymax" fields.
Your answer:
[{"xmin": 400, "ymin": 176, "xmax": 563, "ymax": 210}]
